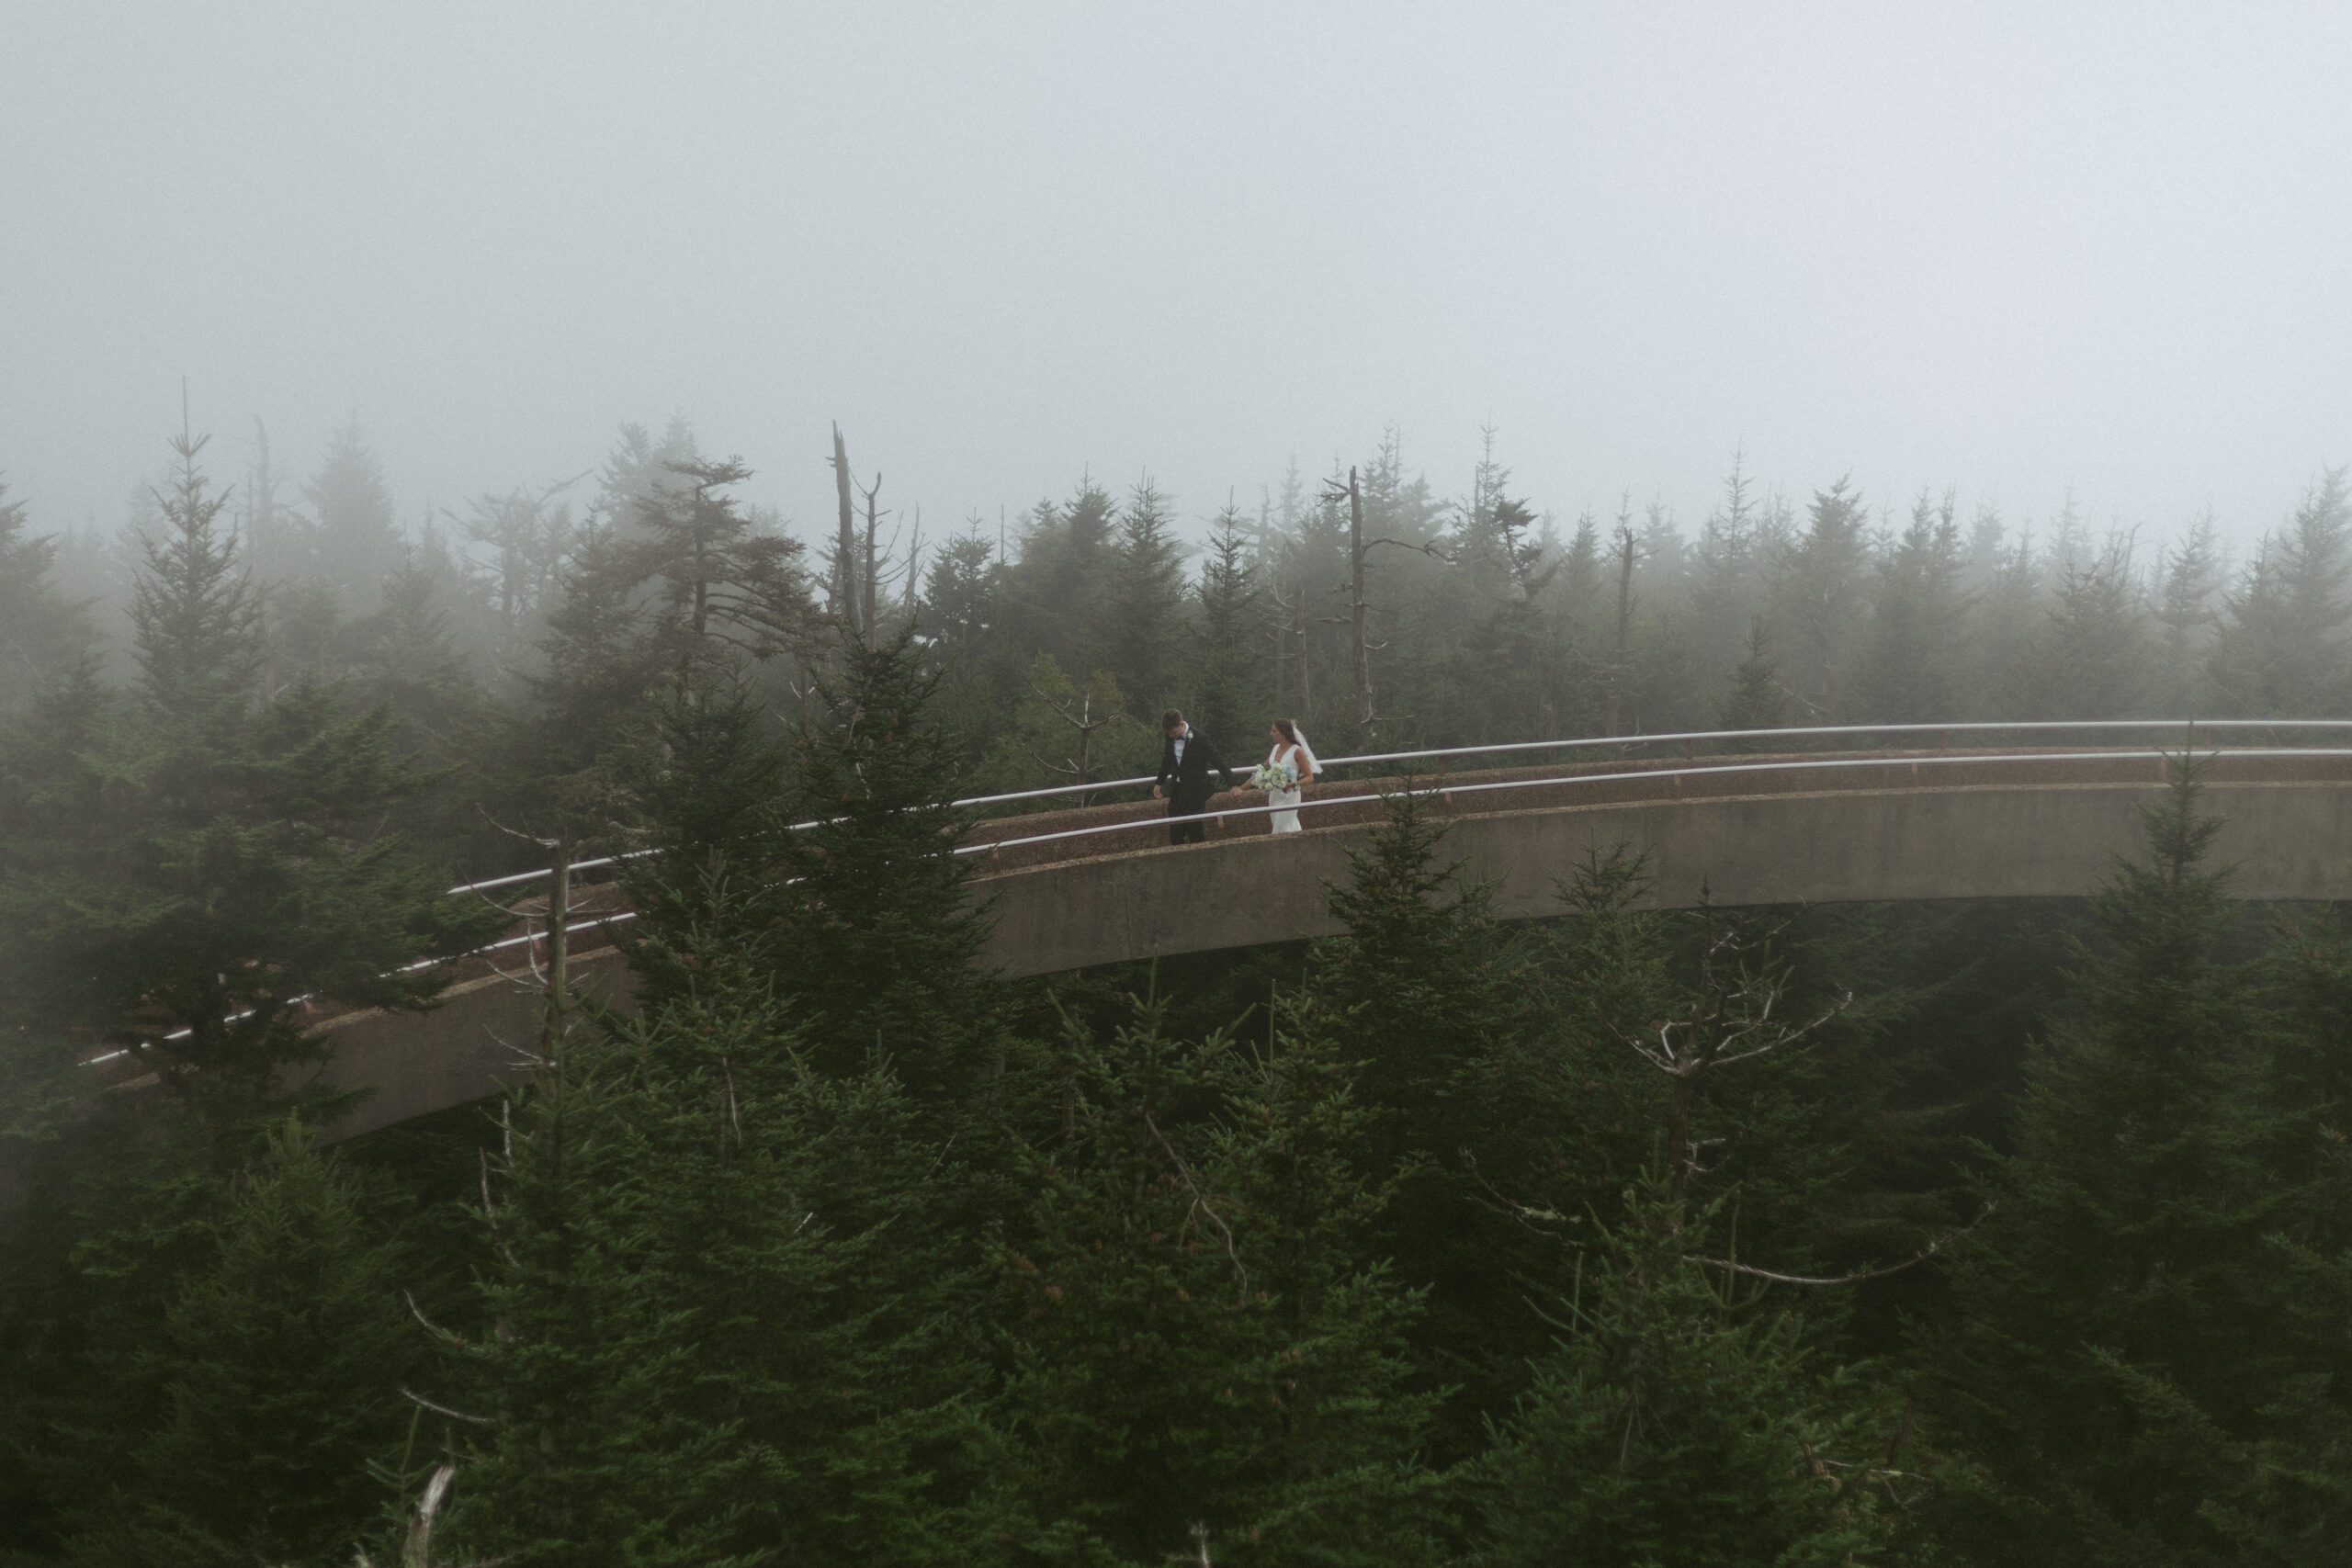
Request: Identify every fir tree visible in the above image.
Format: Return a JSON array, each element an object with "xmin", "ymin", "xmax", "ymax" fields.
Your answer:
[
  {"xmin": 2017, "ymin": 532, "xmax": 2148, "ymax": 720},
  {"xmin": 1857, "ymin": 490, "xmax": 1971, "ymax": 724},
  {"xmin": 445, "ymin": 889, "xmax": 977, "ymax": 1567},
  {"xmin": 774, "ymin": 629, "xmax": 1002, "ymax": 1108},
  {"xmin": 1106, "ymin": 477, "xmax": 1189, "ymax": 711},
  {"xmin": 2206, "ymin": 468, "xmax": 2352, "ymax": 716},
  {"xmin": 304, "ymin": 416, "xmax": 404, "ymax": 598},
  {"xmin": 0, "ymin": 424, "xmax": 501, "ymax": 1130},
  {"xmin": 1479, "ymin": 1176, "xmax": 1899, "ymax": 1566},
  {"xmin": 1924, "ymin": 757, "xmax": 2318, "ymax": 1561},
  {"xmin": 1189, "ymin": 499, "xmax": 1263, "ymax": 743},
  {"xmin": 0, "ymin": 472, "xmax": 95, "ymax": 712},
  {"xmin": 984, "ymin": 991, "xmax": 1448, "ymax": 1564},
  {"xmin": 1716, "ymin": 616, "xmax": 1789, "ymax": 744},
  {"xmin": 51, "ymin": 1120, "xmax": 424, "ymax": 1568},
  {"xmin": 2150, "ymin": 513, "xmax": 2221, "ymax": 716},
  {"xmin": 1774, "ymin": 476, "xmax": 1871, "ymax": 720}
]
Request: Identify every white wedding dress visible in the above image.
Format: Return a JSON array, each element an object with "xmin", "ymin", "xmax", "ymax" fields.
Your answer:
[{"xmin": 1266, "ymin": 739, "xmax": 1310, "ymax": 833}]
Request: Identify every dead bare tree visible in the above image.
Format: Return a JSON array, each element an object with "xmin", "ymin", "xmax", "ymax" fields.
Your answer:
[
  {"xmin": 1605, "ymin": 502, "xmax": 1640, "ymax": 735},
  {"xmin": 1622, "ymin": 895, "xmax": 1850, "ymax": 1210},
  {"xmin": 1319, "ymin": 465, "xmax": 1456, "ymax": 739},
  {"xmin": 829, "ymin": 423, "xmax": 860, "ymax": 636},
  {"xmin": 1026, "ymin": 676, "xmax": 1129, "ymax": 806},
  {"xmin": 858, "ymin": 468, "xmax": 885, "ymax": 637}
]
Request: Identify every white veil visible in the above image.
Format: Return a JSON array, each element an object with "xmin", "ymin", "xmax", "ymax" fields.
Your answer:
[{"xmin": 1290, "ymin": 726, "xmax": 1321, "ymax": 779}]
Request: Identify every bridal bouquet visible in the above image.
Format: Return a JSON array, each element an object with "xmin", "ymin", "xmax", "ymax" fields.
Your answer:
[{"xmin": 1250, "ymin": 761, "xmax": 1295, "ymax": 793}]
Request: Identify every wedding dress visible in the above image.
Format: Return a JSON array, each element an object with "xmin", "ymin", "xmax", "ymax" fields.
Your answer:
[{"xmin": 1266, "ymin": 738, "xmax": 1308, "ymax": 834}]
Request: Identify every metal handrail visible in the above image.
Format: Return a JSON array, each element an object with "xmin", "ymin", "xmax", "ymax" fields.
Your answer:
[
  {"xmin": 442, "ymin": 718, "xmax": 2352, "ymax": 898},
  {"xmin": 955, "ymin": 745, "xmax": 2352, "ymax": 856}
]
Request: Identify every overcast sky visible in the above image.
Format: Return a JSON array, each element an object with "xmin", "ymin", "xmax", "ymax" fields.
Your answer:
[{"xmin": 5, "ymin": 2, "xmax": 2349, "ymax": 557}]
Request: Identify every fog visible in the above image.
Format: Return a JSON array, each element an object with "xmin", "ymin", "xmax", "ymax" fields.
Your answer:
[{"xmin": 6, "ymin": 2, "xmax": 2349, "ymax": 546}]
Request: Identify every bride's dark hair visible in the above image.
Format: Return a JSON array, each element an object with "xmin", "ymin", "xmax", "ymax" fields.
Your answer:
[{"xmin": 1272, "ymin": 717, "xmax": 1299, "ymax": 743}]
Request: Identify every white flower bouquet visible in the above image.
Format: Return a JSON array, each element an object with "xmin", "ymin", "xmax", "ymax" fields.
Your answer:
[{"xmin": 1250, "ymin": 761, "xmax": 1295, "ymax": 793}]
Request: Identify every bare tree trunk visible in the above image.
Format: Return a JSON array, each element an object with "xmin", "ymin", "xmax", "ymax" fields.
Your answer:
[
  {"xmin": 1608, "ymin": 519, "xmax": 1638, "ymax": 735},
  {"xmin": 540, "ymin": 840, "xmax": 571, "ymax": 1072},
  {"xmin": 831, "ymin": 423, "xmax": 860, "ymax": 636},
  {"xmin": 861, "ymin": 471, "xmax": 882, "ymax": 637},
  {"xmin": 1347, "ymin": 466, "xmax": 1374, "ymax": 735}
]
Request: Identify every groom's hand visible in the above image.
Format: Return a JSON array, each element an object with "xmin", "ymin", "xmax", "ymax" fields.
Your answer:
[{"xmin": 1150, "ymin": 784, "xmax": 1162, "ymax": 799}]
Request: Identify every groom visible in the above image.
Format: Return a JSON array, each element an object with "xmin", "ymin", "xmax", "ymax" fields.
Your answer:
[{"xmin": 1151, "ymin": 708, "xmax": 1237, "ymax": 846}]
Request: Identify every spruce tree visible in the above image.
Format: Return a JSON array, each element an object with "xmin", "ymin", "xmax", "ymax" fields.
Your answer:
[
  {"xmin": 774, "ymin": 629, "xmax": 1002, "ymax": 1107},
  {"xmin": 51, "ymin": 1120, "xmax": 425, "ymax": 1568},
  {"xmin": 984, "ymin": 992, "xmax": 1448, "ymax": 1564},
  {"xmin": 1311, "ymin": 790, "xmax": 1528, "ymax": 1460},
  {"xmin": 304, "ymin": 416, "xmax": 404, "ymax": 598},
  {"xmin": 0, "ymin": 426, "xmax": 501, "ymax": 1129},
  {"xmin": 2206, "ymin": 468, "xmax": 2351, "ymax": 717},
  {"xmin": 0, "ymin": 473, "xmax": 95, "ymax": 712},
  {"xmin": 444, "ymin": 907, "xmax": 975, "ymax": 1567},
  {"xmin": 1715, "ymin": 616, "xmax": 1789, "ymax": 743},
  {"xmin": 1479, "ymin": 1177, "xmax": 1899, "ymax": 1566},
  {"xmin": 1857, "ymin": 490, "xmax": 1971, "ymax": 724},
  {"xmin": 2016, "ymin": 533, "xmax": 2149, "ymax": 720},
  {"xmin": 1189, "ymin": 499, "xmax": 1263, "ymax": 743},
  {"xmin": 1106, "ymin": 477, "xmax": 1189, "ymax": 711},
  {"xmin": 1924, "ymin": 757, "xmax": 2313, "ymax": 1561},
  {"xmin": 1774, "ymin": 476, "xmax": 1871, "ymax": 721}
]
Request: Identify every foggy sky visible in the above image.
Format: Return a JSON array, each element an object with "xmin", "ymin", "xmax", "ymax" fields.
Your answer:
[{"xmin": 6, "ymin": 2, "xmax": 2350, "ymax": 556}]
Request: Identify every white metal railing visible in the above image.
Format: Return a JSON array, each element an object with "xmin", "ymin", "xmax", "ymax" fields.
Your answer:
[
  {"xmin": 442, "ymin": 718, "xmax": 2352, "ymax": 899},
  {"xmin": 954, "ymin": 744, "xmax": 2352, "ymax": 856}
]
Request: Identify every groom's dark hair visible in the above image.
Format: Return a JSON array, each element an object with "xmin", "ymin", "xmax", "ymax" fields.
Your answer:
[{"xmin": 1160, "ymin": 709, "xmax": 1185, "ymax": 730}]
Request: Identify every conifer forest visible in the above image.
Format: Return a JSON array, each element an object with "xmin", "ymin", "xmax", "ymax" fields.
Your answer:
[
  {"xmin": 11, "ymin": 7, "xmax": 2352, "ymax": 1565},
  {"xmin": 7, "ymin": 414, "xmax": 2352, "ymax": 1566}
]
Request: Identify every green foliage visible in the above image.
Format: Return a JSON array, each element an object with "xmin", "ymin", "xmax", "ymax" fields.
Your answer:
[
  {"xmin": 1922, "ymin": 756, "xmax": 2352, "ymax": 1561},
  {"xmin": 775, "ymin": 629, "xmax": 1003, "ymax": 1105},
  {"xmin": 983, "ymin": 990, "xmax": 1449, "ymax": 1565},
  {"xmin": 47, "ymin": 1119, "xmax": 424, "ymax": 1568},
  {"xmin": 0, "ymin": 428, "xmax": 501, "ymax": 1129},
  {"xmin": 1480, "ymin": 1175, "xmax": 1901, "ymax": 1566},
  {"xmin": 0, "ymin": 473, "xmax": 95, "ymax": 713},
  {"xmin": 444, "ymin": 928, "xmax": 975, "ymax": 1567}
]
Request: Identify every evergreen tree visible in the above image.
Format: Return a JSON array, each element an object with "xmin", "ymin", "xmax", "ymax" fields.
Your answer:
[
  {"xmin": 51, "ymin": 1120, "xmax": 424, "ymax": 1568},
  {"xmin": 984, "ymin": 992, "xmax": 1448, "ymax": 1564},
  {"xmin": 1479, "ymin": 1177, "xmax": 1899, "ymax": 1566},
  {"xmin": 2016, "ymin": 532, "xmax": 2149, "ymax": 719},
  {"xmin": 1924, "ymin": 757, "xmax": 2324, "ymax": 1561},
  {"xmin": 444, "ymin": 900, "xmax": 976, "ymax": 1567},
  {"xmin": 1774, "ymin": 476, "xmax": 1871, "ymax": 720},
  {"xmin": 349, "ymin": 542, "xmax": 485, "ymax": 764},
  {"xmin": 0, "ymin": 425, "xmax": 499, "ymax": 1128},
  {"xmin": 1189, "ymin": 499, "xmax": 1263, "ymax": 743},
  {"xmin": 774, "ymin": 630, "xmax": 1003, "ymax": 1108},
  {"xmin": 624, "ymin": 456, "xmax": 813, "ymax": 682},
  {"xmin": 0, "ymin": 473, "xmax": 96, "ymax": 712},
  {"xmin": 1858, "ymin": 490, "xmax": 1971, "ymax": 724},
  {"xmin": 2206, "ymin": 468, "xmax": 2352, "ymax": 716},
  {"xmin": 1311, "ymin": 790, "xmax": 1529, "ymax": 1460},
  {"xmin": 304, "ymin": 416, "xmax": 403, "ymax": 598},
  {"xmin": 610, "ymin": 676, "xmax": 794, "ymax": 1016},
  {"xmin": 1105, "ymin": 477, "xmax": 1189, "ymax": 711},
  {"xmin": 2150, "ymin": 513, "xmax": 2221, "ymax": 717},
  {"xmin": 1716, "ymin": 616, "xmax": 1790, "ymax": 743}
]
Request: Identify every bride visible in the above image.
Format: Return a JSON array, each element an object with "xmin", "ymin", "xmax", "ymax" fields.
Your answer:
[{"xmin": 1258, "ymin": 717, "xmax": 1317, "ymax": 834}]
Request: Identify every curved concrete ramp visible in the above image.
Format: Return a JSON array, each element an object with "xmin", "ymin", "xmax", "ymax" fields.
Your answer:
[
  {"xmin": 320, "ymin": 756, "xmax": 2352, "ymax": 1137},
  {"xmin": 976, "ymin": 773, "xmax": 2352, "ymax": 975}
]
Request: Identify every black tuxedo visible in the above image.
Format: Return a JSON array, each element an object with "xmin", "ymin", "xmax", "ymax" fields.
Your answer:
[{"xmin": 1155, "ymin": 725, "xmax": 1236, "ymax": 844}]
